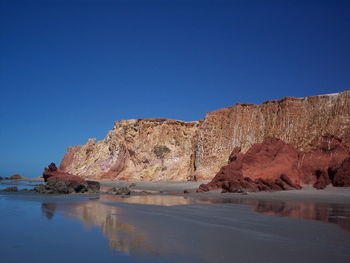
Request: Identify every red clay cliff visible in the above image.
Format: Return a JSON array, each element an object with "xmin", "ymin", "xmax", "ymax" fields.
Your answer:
[{"xmin": 198, "ymin": 135, "xmax": 350, "ymax": 193}]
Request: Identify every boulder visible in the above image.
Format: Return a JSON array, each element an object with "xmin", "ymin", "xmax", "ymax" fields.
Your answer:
[
  {"xmin": 46, "ymin": 176, "xmax": 88, "ymax": 194},
  {"xmin": 105, "ymin": 187, "xmax": 131, "ymax": 195}
]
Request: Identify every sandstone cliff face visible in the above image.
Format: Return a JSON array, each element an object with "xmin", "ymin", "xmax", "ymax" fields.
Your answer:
[
  {"xmin": 194, "ymin": 91, "xmax": 350, "ymax": 179},
  {"xmin": 61, "ymin": 119, "xmax": 199, "ymax": 181},
  {"xmin": 60, "ymin": 91, "xmax": 350, "ymax": 181}
]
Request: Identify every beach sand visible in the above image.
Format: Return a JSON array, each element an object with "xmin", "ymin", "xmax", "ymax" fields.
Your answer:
[{"xmin": 98, "ymin": 180, "xmax": 350, "ymax": 203}]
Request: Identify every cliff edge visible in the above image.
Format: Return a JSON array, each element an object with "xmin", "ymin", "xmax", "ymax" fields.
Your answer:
[{"xmin": 60, "ymin": 91, "xmax": 350, "ymax": 181}]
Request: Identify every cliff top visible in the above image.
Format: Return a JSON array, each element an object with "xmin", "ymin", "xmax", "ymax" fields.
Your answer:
[{"xmin": 113, "ymin": 118, "xmax": 200, "ymax": 128}]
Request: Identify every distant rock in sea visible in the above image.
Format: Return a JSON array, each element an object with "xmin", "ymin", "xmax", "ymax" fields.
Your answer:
[
  {"xmin": 3, "ymin": 186, "xmax": 18, "ymax": 192},
  {"xmin": 58, "ymin": 90, "xmax": 350, "ymax": 185},
  {"xmin": 9, "ymin": 174, "xmax": 22, "ymax": 180}
]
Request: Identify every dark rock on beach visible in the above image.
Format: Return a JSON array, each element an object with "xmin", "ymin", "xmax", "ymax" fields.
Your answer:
[
  {"xmin": 86, "ymin": 180, "xmax": 101, "ymax": 193},
  {"xmin": 3, "ymin": 186, "xmax": 18, "ymax": 192},
  {"xmin": 104, "ymin": 187, "xmax": 131, "ymax": 195},
  {"xmin": 47, "ymin": 177, "xmax": 88, "ymax": 194},
  {"xmin": 34, "ymin": 163, "xmax": 100, "ymax": 194},
  {"xmin": 34, "ymin": 177, "xmax": 100, "ymax": 194}
]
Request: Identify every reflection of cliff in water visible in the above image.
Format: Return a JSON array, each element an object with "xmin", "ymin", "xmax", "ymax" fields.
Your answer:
[
  {"xmin": 97, "ymin": 195, "xmax": 350, "ymax": 233},
  {"xmin": 192, "ymin": 197, "xmax": 350, "ymax": 232},
  {"xmin": 251, "ymin": 200, "xmax": 350, "ymax": 232},
  {"xmin": 99, "ymin": 194, "xmax": 213, "ymax": 206},
  {"xmin": 41, "ymin": 201, "xmax": 157, "ymax": 254},
  {"xmin": 41, "ymin": 195, "xmax": 350, "ymax": 258}
]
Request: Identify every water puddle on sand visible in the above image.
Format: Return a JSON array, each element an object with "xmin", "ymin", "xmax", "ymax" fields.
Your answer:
[{"xmin": 0, "ymin": 180, "xmax": 41, "ymax": 191}]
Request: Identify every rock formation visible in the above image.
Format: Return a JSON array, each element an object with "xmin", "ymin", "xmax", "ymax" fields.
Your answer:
[
  {"xmin": 59, "ymin": 91, "xmax": 350, "ymax": 182},
  {"xmin": 61, "ymin": 119, "xmax": 199, "ymax": 181},
  {"xmin": 42, "ymin": 162, "xmax": 60, "ymax": 182},
  {"xmin": 198, "ymin": 135, "xmax": 350, "ymax": 192},
  {"xmin": 36, "ymin": 163, "xmax": 100, "ymax": 194},
  {"xmin": 9, "ymin": 174, "xmax": 22, "ymax": 180},
  {"xmin": 194, "ymin": 91, "xmax": 350, "ymax": 179},
  {"xmin": 2, "ymin": 186, "xmax": 18, "ymax": 192}
]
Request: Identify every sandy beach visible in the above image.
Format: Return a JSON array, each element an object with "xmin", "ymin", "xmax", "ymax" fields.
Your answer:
[{"xmin": 98, "ymin": 180, "xmax": 350, "ymax": 203}]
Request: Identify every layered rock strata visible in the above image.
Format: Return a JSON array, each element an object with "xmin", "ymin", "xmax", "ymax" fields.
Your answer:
[
  {"xmin": 60, "ymin": 91, "xmax": 350, "ymax": 181},
  {"xmin": 61, "ymin": 119, "xmax": 199, "ymax": 181}
]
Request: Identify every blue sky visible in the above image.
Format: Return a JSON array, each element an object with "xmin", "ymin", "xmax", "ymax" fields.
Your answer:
[{"xmin": 1, "ymin": 0, "xmax": 350, "ymax": 177}]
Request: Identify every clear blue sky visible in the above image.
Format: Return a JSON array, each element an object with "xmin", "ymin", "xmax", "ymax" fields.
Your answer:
[{"xmin": 1, "ymin": 0, "xmax": 349, "ymax": 177}]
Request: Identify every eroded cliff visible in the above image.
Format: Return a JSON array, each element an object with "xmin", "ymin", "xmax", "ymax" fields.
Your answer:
[
  {"xmin": 61, "ymin": 119, "xmax": 199, "ymax": 181},
  {"xmin": 60, "ymin": 91, "xmax": 350, "ymax": 181},
  {"xmin": 198, "ymin": 135, "xmax": 350, "ymax": 193}
]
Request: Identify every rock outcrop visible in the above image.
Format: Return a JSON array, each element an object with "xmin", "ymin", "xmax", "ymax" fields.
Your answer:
[
  {"xmin": 36, "ymin": 163, "xmax": 100, "ymax": 194},
  {"xmin": 42, "ymin": 162, "xmax": 60, "ymax": 182},
  {"xmin": 59, "ymin": 91, "xmax": 350, "ymax": 181},
  {"xmin": 103, "ymin": 187, "xmax": 131, "ymax": 195},
  {"xmin": 198, "ymin": 135, "xmax": 350, "ymax": 192}
]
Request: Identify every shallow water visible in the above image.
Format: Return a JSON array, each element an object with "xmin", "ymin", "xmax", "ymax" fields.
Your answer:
[
  {"xmin": 0, "ymin": 180, "xmax": 41, "ymax": 190},
  {"xmin": 1, "ymin": 191, "xmax": 350, "ymax": 263}
]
